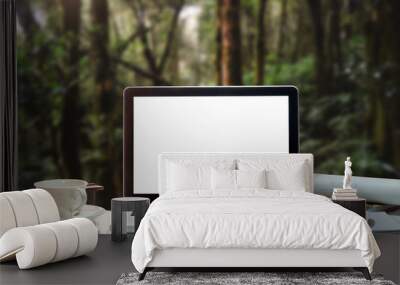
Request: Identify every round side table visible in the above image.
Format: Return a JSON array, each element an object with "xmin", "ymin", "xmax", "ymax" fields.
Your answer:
[{"xmin": 111, "ymin": 197, "xmax": 150, "ymax": 242}]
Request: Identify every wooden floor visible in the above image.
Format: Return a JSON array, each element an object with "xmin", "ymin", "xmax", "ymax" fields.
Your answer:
[{"xmin": 0, "ymin": 235, "xmax": 133, "ymax": 285}]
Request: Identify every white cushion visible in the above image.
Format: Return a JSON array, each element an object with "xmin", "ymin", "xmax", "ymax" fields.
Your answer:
[
  {"xmin": 159, "ymin": 155, "xmax": 235, "ymax": 194},
  {"xmin": 90, "ymin": 211, "xmax": 111, "ymax": 235},
  {"xmin": 0, "ymin": 190, "xmax": 60, "ymax": 238},
  {"xmin": 159, "ymin": 153, "xmax": 313, "ymax": 193},
  {"xmin": 23, "ymin": 189, "xmax": 60, "ymax": 223},
  {"xmin": 237, "ymin": 169, "xmax": 267, "ymax": 189},
  {"xmin": 238, "ymin": 159, "xmax": 311, "ymax": 192},
  {"xmin": 0, "ymin": 218, "xmax": 97, "ymax": 269},
  {"xmin": 64, "ymin": 218, "xmax": 98, "ymax": 257},
  {"xmin": 1, "ymin": 191, "xmax": 39, "ymax": 227},
  {"xmin": 76, "ymin": 206, "xmax": 111, "ymax": 235},
  {"xmin": 77, "ymin": 205, "xmax": 106, "ymax": 220},
  {"xmin": 167, "ymin": 162, "xmax": 212, "ymax": 191},
  {"xmin": 267, "ymin": 161, "xmax": 308, "ymax": 191},
  {"xmin": 42, "ymin": 221, "xmax": 79, "ymax": 262},
  {"xmin": 211, "ymin": 168, "xmax": 237, "ymax": 190},
  {"xmin": 0, "ymin": 196, "xmax": 17, "ymax": 237},
  {"xmin": 0, "ymin": 225, "xmax": 57, "ymax": 269}
]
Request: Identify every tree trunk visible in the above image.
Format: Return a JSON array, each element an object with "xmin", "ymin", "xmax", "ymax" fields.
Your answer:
[
  {"xmin": 90, "ymin": 0, "xmax": 113, "ymax": 114},
  {"xmin": 168, "ymin": 26, "xmax": 181, "ymax": 84},
  {"xmin": 343, "ymin": 0, "xmax": 358, "ymax": 41},
  {"xmin": 60, "ymin": 0, "xmax": 82, "ymax": 178},
  {"xmin": 365, "ymin": 0, "xmax": 400, "ymax": 171},
  {"xmin": 220, "ymin": 0, "xmax": 242, "ymax": 85},
  {"xmin": 277, "ymin": 0, "xmax": 287, "ymax": 60},
  {"xmin": 389, "ymin": 1, "xmax": 400, "ymax": 171},
  {"xmin": 256, "ymin": 0, "xmax": 267, "ymax": 85},
  {"xmin": 16, "ymin": 0, "xmax": 39, "ymax": 41},
  {"xmin": 307, "ymin": 0, "xmax": 330, "ymax": 95},
  {"xmin": 216, "ymin": 0, "xmax": 223, "ymax": 84},
  {"xmin": 131, "ymin": 0, "xmax": 182, "ymax": 85},
  {"xmin": 290, "ymin": 1, "xmax": 305, "ymax": 62},
  {"xmin": 90, "ymin": 0, "xmax": 121, "ymax": 204},
  {"xmin": 327, "ymin": 0, "xmax": 342, "ymax": 80},
  {"xmin": 242, "ymin": 4, "xmax": 255, "ymax": 76},
  {"xmin": 365, "ymin": 0, "xmax": 385, "ymax": 156}
]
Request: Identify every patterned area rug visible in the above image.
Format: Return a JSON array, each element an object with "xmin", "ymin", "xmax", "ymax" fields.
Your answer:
[{"xmin": 116, "ymin": 272, "xmax": 395, "ymax": 285}]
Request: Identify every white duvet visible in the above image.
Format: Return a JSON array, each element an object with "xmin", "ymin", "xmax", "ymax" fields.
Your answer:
[{"xmin": 131, "ymin": 189, "xmax": 380, "ymax": 272}]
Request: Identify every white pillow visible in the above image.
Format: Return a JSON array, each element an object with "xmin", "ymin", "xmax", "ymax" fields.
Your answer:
[
  {"xmin": 211, "ymin": 168, "xmax": 237, "ymax": 190},
  {"xmin": 167, "ymin": 162, "xmax": 212, "ymax": 191},
  {"xmin": 237, "ymin": 159, "xmax": 309, "ymax": 192},
  {"xmin": 237, "ymin": 169, "xmax": 267, "ymax": 189},
  {"xmin": 266, "ymin": 162, "xmax": 307, "ymax": 191}
]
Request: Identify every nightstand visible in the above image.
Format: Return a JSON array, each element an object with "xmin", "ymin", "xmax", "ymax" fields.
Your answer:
[
  {"xmin": 332, "ymin": 198, "xmax": 366, "ymax": 218},
  {"xmin": 111, "ymin": 197, "xmax": 150, "ymax": 242}
]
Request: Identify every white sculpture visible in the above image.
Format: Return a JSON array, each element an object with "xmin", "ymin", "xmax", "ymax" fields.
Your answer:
[{"xmin": 343, "ymin": 157, "xmax": 353, "ymax": 189}]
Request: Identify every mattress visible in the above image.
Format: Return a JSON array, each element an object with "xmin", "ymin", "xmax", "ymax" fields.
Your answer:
[{"xmin": 131, "ymin": 189, "xmax": 380, "ymax": 273}]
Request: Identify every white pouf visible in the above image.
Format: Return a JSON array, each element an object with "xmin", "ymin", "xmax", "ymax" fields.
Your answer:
[
  {"xmin": 0, "ymin": 190, "xmax": 98, "ymax": 269},
  {"xmin": 0, "ymin": 218, "xmax": 98, "ymax": 269}
]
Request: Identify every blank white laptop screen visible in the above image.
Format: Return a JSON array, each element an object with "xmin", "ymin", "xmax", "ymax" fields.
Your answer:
[{"xmin": 133, "ymin": 96, "xmax": 290, "ymax": 194}]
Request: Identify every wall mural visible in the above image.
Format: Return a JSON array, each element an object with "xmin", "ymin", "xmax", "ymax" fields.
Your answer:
[{"xmin": 17, "ymin": 0, "xmax": 400, "ymax": 232}]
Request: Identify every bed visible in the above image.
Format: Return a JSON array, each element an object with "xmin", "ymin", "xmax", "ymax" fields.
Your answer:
[{"xmin": 131, "ymin": 153, "xmax": 380, "ymax": 280}]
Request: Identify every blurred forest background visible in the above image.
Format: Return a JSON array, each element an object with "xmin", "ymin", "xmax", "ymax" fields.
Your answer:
[{"xmin": 17, "ymin": 0, "xmax": 400, "ymax": 208}]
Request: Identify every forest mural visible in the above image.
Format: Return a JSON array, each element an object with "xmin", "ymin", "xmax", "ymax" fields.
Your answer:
[{"xmin": 17, "ymin": 0, "xmax": 400, "ymax": 208}]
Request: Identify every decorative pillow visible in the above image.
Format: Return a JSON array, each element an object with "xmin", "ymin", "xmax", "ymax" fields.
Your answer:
[
  {"xmin": 167, "ymin": 162, "xmax": 212, "ymax": 191},
  {"xmin": 237, "ymin": 159, "xmax": 309, "ymax": 191},
  {"xmin": 237, "ymin": 169, "xmax": 267, "ymax": 189},
  {"xmin": 211, "ymin": 168, "xmax": 237, "ymax": 190},
  {"xmin": 266, "ymin": 161, "xmax": 307, "ymax": 191}
]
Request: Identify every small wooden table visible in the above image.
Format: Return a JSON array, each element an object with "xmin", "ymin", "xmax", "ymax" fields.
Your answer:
[
  {"xmin": 85, "ymin": 183, "xmax": 104, "ymax": 205},
  {"xmin": 332, "ymin": 198, "xmax": 366, "ymax": 218},
  {"xmin": 111, "ymin": 197, "xmax": 150, "ymax": 242}
]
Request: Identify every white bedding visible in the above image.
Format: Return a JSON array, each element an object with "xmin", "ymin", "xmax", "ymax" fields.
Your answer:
[{"xmin": 131, "ymin": 189, "xmax": 380, "ymax": 273}]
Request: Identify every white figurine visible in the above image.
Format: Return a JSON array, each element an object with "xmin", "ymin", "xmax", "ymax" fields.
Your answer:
[{"xmin": 343, "ymin": 157, "xmax": 352, "ymax": 189}]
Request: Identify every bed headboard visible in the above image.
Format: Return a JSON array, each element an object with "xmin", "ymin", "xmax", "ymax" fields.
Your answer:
[
  {"xmin": 158, "ymin": 153, "xmax": 313, "ymax": 194},
  {"xmin": 123, "ymin": 86, "xmax": 299, "ymax": 196}
]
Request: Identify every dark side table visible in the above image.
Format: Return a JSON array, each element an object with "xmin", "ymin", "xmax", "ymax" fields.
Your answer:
[
  {"xmin": 332, "ymin": 198, "xmax": 366, "ymax": 218},
  {"xmin": 111, "ymin": 197, "xmax": 150, "ymax": 242},
  {"xmin": 85, "ymin": 183, "xmax": 104, "ymax": 205}
]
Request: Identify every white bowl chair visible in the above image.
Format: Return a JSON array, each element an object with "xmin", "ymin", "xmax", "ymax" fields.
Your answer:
[{"xmin": 0, "ymin": 189, "xmax": 98, "ymax": 269}]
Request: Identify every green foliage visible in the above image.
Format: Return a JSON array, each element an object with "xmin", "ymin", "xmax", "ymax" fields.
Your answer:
[
  {"xmin": 266, "ymin": 55, "xmax": 314, "ymax": 93},
  {"xmin": 17, "ymin": 0, "xmax": 400, "ymax": 196}
]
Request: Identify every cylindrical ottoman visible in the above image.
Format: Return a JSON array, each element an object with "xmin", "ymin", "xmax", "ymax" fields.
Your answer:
[{"xmin": 0, "ymin": 218, "xmax": 98, "ymax": 269}]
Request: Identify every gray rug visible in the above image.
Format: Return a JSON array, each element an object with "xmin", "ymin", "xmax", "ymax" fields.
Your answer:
[{"xmin": 116, "ymin": 272, "xmax": 396, "ymax": 285}]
